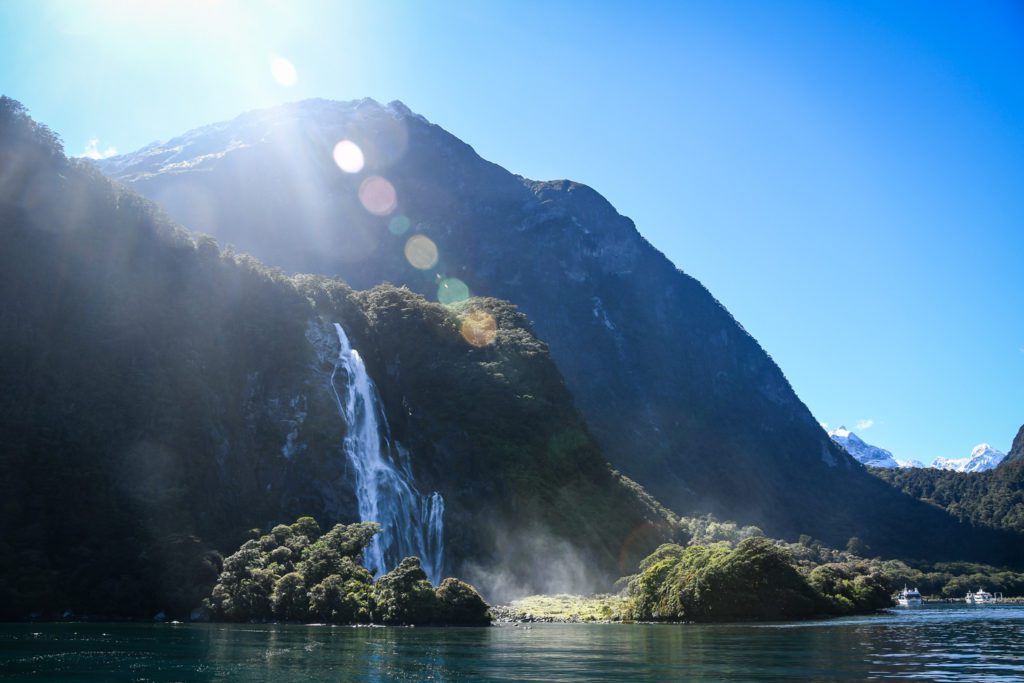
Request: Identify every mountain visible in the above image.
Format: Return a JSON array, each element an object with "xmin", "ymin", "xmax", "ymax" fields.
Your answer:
[
  {"xmin": 828, "ymin": 427, "xmax": 1006, "ymax": 473},
  {"xmin": 1006, "ymin": 424, "xmax": 1024, "ymax": 465},
  {"xmin": 875, "ymin": 423, "xmax": 1024, "ymax": 535},
  {"xmin": 0, "ymin": 97, "xmax": 677, "ymax": 617},
  {"xmin": 897, "ymin": 459, "xmax": 926, "ymax": 469},
  {"xmin": 95, "ymin": 97, "xmax": 1012, "ymax": 561},
  {"xmin": 933, "ymin": 444, "xmax": 1006, "ymax": 473},
  {"xmin": 828, "ymin": 427, "xmax": 899, "ymax": 468}
]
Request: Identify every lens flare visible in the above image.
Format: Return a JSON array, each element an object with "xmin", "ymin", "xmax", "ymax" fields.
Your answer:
[
  {"xmin": 388, "ymin": 214, "xmax": 411, "ymax": 235},
  {"xmin": 332, "ymin": 140, "xmax": 364, "ymax": 173},
  {"xmin": 437, "ymin": 277, "xmax": 470, "ymax": 305},
  {"xmin": 404, "ymin": 234, "xmax": 438, "ymax": 270},
  {"xmin": 270, "ymin": 56, "xmax": 298, "ymax": 86},
  {"xmin": 358, "ymin": 176, "xmax": 397, "ymax": 216},
  {"xmin": 460, "ymin": 310, "xmax": 497, "ymax": 348}
]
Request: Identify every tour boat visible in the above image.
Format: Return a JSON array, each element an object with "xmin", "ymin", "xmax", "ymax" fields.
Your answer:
[
  {"xmin": 896, "ymin": 586, "xmax": 922, "ymax": 607},
  {"xmin": 965, "ymin": 589, "xmax": 996, "ymax": 604}
]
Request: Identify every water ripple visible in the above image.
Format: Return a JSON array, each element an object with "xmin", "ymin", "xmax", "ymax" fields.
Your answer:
[{"xmin": 0, "ymin": 605, "xmax": 1021, "ymax": 681}]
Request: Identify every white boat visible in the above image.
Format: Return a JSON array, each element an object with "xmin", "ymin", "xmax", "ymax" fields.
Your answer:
[
  {"xmin": 965, "ymin": 589, "xmax": 1000, "ymax": 604},
  {"xmin": 896, "ymin": 586, "xmax": 923, "ymax": 607}
]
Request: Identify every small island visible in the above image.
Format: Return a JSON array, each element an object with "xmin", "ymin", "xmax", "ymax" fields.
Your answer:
[{"xmin": 205, "ymin": 517, "xmax": 489, "ymax": 626}]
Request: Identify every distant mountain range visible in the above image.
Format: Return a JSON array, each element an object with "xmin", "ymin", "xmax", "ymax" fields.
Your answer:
[
  {"xmin": 933, "ymin": 444, "xmax": 1006, "ymax": 473},
  {"xmin": 874, "ymin": 423, "xmax": 1024, "ymax": 536},
  {"xmin": 827, "ymin": 427, "xmax": 900, "ymax": 468},
  {"xmin": 828, "ymin": 427, "xmax": 1006, "ymax": 472}
]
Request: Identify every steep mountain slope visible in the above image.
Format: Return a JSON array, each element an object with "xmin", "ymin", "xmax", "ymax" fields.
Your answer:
[
  {"xmin": 97, "ymin": 98, "xmax": 1016, "ymax": 560},
  {"xmin": 1006, "ymin": 425, "xmax": 1024, "ymax": 465},
  {"xmin": 828, "ymin": 427, "xmax": 899, "ymax": 468},
  {"xmin": 933, "ymin": 444, "xmax": 1006, "ymax": 473},
  {"xmin": 0, "ymin": 97, "xmax": 675, "ymax": 617},
  {"xmin": 875, "ymin": 423, "xmax": 1024, "ymax": 535}
]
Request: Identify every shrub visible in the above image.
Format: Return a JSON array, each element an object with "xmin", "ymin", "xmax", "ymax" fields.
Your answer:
[
  {"xmin": 435, "ymin": 578, "xmax": 490, "ymax": 625},
  {"xmin": 372, "ymin": 557, "xmax": 439, "ymax": 625},
  {"xmin": 270, "ymin": 572, "xmax": 309, "ymax": 621},
  {"xmin": 627, "ymin": 538, "xmax": 820, "ymax": 621}
]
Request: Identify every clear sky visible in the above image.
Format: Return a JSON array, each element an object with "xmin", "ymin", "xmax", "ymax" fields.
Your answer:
[{"xmin": 2, "ymin": 0, "xmax": 1022, "ymax": 464}]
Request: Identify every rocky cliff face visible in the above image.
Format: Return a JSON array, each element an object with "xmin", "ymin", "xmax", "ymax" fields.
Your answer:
[
  {"xmin": 1002, "ymin": 424, "xmax": 1024, "ymax": 465},
  {"xmin": 97, "ymin": 98, "xmax": 1003, "ymax": 558},
  {"xmin": 0, "ymin": 98, "xmax": 674, "ymax": 617}
]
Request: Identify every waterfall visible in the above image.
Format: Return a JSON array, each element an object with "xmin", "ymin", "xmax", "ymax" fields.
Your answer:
[{"xmin": 329, "ymin": 322, "xmax": 445, "ymax": 584}]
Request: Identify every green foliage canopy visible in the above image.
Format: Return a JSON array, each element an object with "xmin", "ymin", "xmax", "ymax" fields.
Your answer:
[{"xmin": 207, "ymin": 517, "xmax": 489, "ymax": 625}]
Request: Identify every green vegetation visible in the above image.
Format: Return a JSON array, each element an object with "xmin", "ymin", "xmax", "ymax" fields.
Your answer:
[
  {"xmin": 499, "ymin": 530, "xmax": 1024, "ymax": 624},
  {"xmin": 873, "ymin": 427, "xmax": 1024, "ymax": 536},
  {"xmin": 806, "ymin": 563, "xmax": 892, "ymax": 615},
  {"xmin": 0, "ymin": 97, "xmax": 678, "ymax": 618},
  {"xmin": 624, "ymin": 538, "xmax": 831, "ymax": 621},
  {"xmin": 866, "ymin": 559, "xmax": 1024, "ymax": 599},
  {"xmin": 1, "ymin": 97, "xmax": 1021, "ymax": 622},
  {"xmin": 497, "ymin": 594, "xmax": 630, "ymax": 622},
  {"xmin": 501, "ymin": 538, "xmax": 896, "ymax": 624},
  {"xmin": 208, "ymin": 517, "xmax": 489, "ymax": 625},
  {"xmin": 676, "ymin": 513, "xmax": 1024, "ymax": 603},
  {"xmin": 334, "ymin": 286, "xmax": 684, "ymax": 590}
]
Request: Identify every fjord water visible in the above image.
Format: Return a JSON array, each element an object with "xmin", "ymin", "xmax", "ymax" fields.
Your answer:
[
  {"xmin": 329, "ymin": 322, "xmax": 445, "ymax": 584},
  {"xmin": 3, "ymin": 605, "xmax": 1022, "ymax": 681}
]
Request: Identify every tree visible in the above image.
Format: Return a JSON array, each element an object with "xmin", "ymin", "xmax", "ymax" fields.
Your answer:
[
  {"xmin": 372, "ymin": 557, "xmax": 439, "ymax": 625},
  {"xmin": 271, "ymin": 572, "xmax": 309, "ymax": 621},
  {"xmin": 626, "ymin": 538, "xmax": 820, "ymax": 622},
  {"xmin": 846, "ymin": 537, "xmax": 869, "ymax": 557},
  {"xmin": 435, "ymin": 578, "xmax": 490, "ymax": 625}
]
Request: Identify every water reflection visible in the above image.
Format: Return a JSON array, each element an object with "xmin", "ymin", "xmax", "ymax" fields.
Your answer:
[{"xmin": 2, "ymin": 605, "xmax": 1023, "ymax": 682}]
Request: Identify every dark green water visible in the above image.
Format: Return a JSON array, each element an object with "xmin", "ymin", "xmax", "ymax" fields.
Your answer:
[{"xmin": 2, "ymin": 605, "xmax": 1022, "ymax": 681}]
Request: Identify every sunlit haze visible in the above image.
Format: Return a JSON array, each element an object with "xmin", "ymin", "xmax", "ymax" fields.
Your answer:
[{"xmin": 2, "ymin": 0, "xmax": 1021, "ymax": 464}]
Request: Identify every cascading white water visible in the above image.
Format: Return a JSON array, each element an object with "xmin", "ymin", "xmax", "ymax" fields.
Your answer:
[{"xmin": 329, "ymin": 322, "xmax": 445, "ymax": 584}]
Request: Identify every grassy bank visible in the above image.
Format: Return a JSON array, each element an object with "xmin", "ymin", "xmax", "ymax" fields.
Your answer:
[{"xmin": 491, "ymin": 594, "xmax": 629, "ymax": 623}]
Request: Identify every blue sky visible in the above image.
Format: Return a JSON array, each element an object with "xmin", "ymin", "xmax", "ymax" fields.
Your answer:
[{"xmin": 2, "ymin": 0, "xmax": 1022, "ymax": 463}]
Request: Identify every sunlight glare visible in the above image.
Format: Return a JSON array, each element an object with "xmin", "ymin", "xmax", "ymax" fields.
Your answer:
[
  {"xmin": 333, "ymin": 140, "xmax": 365, "ymax": 173},
  {"xmin": 358, "ymin": 176, "xmax": 398, "ymax": 216},
  {"xmin": 404, "ymin": 234, "xmax": 438, "ymax": 270},
  {"xmin": 270, "ymin": 55, "xmax": 297, "ymax": 86},
  {"xmin": 437, "ymin": 277, "xmax": 470, "ymax": 305},
  {"xmin": 460, "ymin": 310, "xmax": 497, "ymax": 348},
  {"xmin": 388, "ymin": 215, "xmax": 411, "ymax": 235}
]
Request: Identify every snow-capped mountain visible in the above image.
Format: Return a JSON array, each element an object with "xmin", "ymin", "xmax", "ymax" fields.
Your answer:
[
  {"xmin": 932, "ymin": 444, "xmax": 1006, "ymax": 473},
  {"xmin": 897, "ymin": 459, "xmax": 926, "ymax": 469},
  {"xmin": 828, "ymin": 427, "xmax": 899, "ymax": 468},
  {"xmin": 828, "ymin": 425, "xmax": 1006, "ymax": 473}
]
